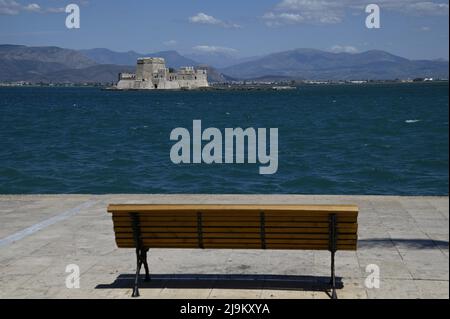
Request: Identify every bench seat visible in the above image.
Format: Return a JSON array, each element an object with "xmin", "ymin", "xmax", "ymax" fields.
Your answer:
[{"xmin": 108, "ymin": 204, "xmax": 358, "ymax": 298}]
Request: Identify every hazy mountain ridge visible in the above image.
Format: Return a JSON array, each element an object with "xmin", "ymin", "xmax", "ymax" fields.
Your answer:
[
  {"xmin": 220, "ymin": 49, "xmax": 448, "ymax": 80},
  {"xmin": 41, "ymin": 64, "xmax": 135, "ymax": 83},
  {"xmin": 0, "ymin": 45, "xmax": 97, "ymax": 69},
  {"xmin": 0, "ymin": 44, "xmax": 448, "ymax": 83}
]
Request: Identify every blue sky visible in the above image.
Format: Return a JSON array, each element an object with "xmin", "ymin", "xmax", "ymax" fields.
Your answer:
[{"xmin": 0, "ymin": 0, "xmax": 448, "ymax": 60}]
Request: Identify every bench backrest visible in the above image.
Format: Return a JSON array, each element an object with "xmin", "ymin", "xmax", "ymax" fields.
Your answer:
[{"xmin": 108, "ymin": 205, "xmax": 358, "ymax": 251}]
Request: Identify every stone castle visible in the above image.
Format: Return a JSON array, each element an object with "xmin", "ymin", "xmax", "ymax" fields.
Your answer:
[{"xmin": 116, "ymin": 57, "xmax": 208, "ymax": 90}]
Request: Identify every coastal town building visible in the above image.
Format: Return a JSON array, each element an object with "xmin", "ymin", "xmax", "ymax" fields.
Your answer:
[{"xmin": 116, "ymin": 57, "xmax": 208, "ymax": 90}]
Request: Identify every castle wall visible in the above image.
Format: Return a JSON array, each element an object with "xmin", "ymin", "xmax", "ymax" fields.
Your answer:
[{"xmin": 116, "ymin": 79, "xmax": 136, "ymax": 90}]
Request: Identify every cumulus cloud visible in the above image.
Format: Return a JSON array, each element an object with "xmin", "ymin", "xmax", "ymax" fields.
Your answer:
[
  {"xmin": 189, "ymin": 12, "xmax": 220, "ymax": 24},
  {"xmin": 189, "ymin": 12, "xmax": 241, "ymax": 28},
  {"xmin": 330, "ymin": 45, "xmax": 359, "ymax": 53},
  {"xmin": 193, "ymin": 45, "xmax": 238, "ymax": 54},
  {"xmin": 24, "ymin": 3, "xmax": 40, "ymax": 12},
  {"xmin": 0, "ymin": 0, "xmax": 22, "ymax": 14},
  {"xmin": 0, "ymin": 0, "xmax": 80, "ymax": 15},
  {"xmin": 263, "ymin": 0, "xmax": 449, "ymax": 26}
]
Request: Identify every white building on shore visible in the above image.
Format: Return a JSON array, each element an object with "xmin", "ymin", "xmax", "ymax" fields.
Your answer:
[{"xmin": 116, "ymin": 57, "xmax": 208, "ymax": 90}]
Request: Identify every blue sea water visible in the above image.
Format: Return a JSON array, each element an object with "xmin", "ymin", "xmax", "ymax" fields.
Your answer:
[{"xmin": 0, "ymin": 83, "xmax": 448, "ymax": 195}]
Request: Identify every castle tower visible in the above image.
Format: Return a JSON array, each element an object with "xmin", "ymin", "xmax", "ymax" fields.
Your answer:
[{"xmin": 135, "ymin": 57, "xmax": 166, "ymax": 82}]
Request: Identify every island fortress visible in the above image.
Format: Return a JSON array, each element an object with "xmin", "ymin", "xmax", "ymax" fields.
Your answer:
[{"xmin": 116, "ymin": 57, "xmax": 209, "ymax": 90}]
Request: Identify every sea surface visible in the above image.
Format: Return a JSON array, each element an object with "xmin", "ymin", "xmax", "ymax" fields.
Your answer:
[{"xmin": 0, "ymin": 83, "xmax": 448, "ymax": 195}]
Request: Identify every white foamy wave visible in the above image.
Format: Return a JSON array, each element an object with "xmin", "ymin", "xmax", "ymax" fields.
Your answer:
[{"xmin": 405, "ymin": 119, "xmax": 420, "ymax": 123}]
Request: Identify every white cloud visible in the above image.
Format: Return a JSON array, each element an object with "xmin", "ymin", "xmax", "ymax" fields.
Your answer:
[
  {"xmin": 405, "ymin": 2, "xmax": 449, "ymax": 16},
  {"xmin": 0, "ymin": 0, "xmax": 21, "ymax": 15},
  {"xmin": 46, "ymin": 7, "xmax": 66, "ymax": 13},
  {"xmin": 263, "ymin": 11, "xmax": 342, "ymax": 26},
  {"xmin": 189, "ymin": 12, "xmax": 241, "ymax": 28},
  {"xmin": 193, "ymin": 45, "xmax": 238, "ymax": 54},
  {"xmin": 330, "ymin": 45, "xmax": 359, "ymax": 53},
  {"xmin": 24, "ymin": 3, "xmax": 40, "ymax": 12},
  {"xmin": 263, "ymin": 0, "xmax": 449, "ymax": 26},
  {"xmin": 163, "ymin": 40, "xmax": 177, "ymax": 46},
  {"xmin": 421, "ymin": 26, "xmax": 432, "ymax": 31},
  {"xmin": 189, "ymin": 12, "xmax": 221, "ymax": 25},
  {"xmin": 263, "ymin": 12, "xmax": 305, "ymax": 26},
  {"xmin": 264, "ymin": 0, "xmax": 346, "ymax": 26},
  {"xmin": 0, "ymin": 0, "xmax": 78, "ymax": 15}
]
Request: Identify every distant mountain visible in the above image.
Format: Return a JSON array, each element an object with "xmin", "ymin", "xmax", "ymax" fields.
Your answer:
[
  {"xmin": 0, "ymin": 44, "xmax": 99, "ymax": 82},
  {"xmin": 0, "ymin": 57, "xmax": 133, "ymax": 83},
  {"xmin": 79, "ymin": 48, "xmax": 141, "ymax": 66},
  {"xmin": 185, "ymin": 51, "xmax": 259, "ymax": 68},
  {"xmin": 41, "ymin": 64, "xmax": 134, "ymax": 83},
  {"xmin": 0, "ymin": 59, "xmax": 66, "ymax": 81},
  {"xmin": 221, "ymin": 49, "xmax": 449, "ymax": 80},
  {"xmin": 80, "ymin": 48, "xmax": 199, "ymax": 68},
  {"xmin": 0, "ymin": 44, "xmax": 96, "ymax": 69}
]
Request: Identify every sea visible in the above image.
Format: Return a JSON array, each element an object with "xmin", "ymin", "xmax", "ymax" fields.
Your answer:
[{"xmin": 0, "ymin": 82, "xmax": 448, "ymax": 195}]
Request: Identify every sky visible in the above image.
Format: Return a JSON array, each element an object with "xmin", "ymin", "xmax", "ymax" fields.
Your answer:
[{"xmin": 0, "ymin": 0, "xmax": 449, "ymax": 60}]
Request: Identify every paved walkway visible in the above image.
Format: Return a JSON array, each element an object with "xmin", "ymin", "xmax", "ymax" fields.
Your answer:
[{"xmin": 0, "ymin": 195, "xmax": 448, "ymax": 299}]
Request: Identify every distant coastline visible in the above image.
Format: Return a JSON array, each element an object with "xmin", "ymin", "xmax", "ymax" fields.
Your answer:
[{"xmin": 1, "ymin": 79, "xmax": 448, "ymax": 90}]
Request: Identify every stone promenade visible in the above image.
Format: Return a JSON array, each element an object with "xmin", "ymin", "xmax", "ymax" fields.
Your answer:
[{"xmin": 0, "ymin": 195, "xmax": 448, "ymax": 299}]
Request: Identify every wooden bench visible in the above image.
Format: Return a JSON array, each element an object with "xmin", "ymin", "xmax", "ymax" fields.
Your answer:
[{"xmin": 107, "ymin": 204, "xmax": 358, "ymax": 299}]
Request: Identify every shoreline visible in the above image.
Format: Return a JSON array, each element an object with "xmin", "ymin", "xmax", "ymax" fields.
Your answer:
[
  {"xmin": 0, "ymin": 80, "xmax": 448, "ymax": 90},
  {"xmin": 1, "ymin": 194, "xmax": 448, "ymax": 198}
]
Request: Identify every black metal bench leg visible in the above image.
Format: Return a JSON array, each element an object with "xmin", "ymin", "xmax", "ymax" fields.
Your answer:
[
  {"xmin": 329, "ymin": 214, "xmax": 338, "ymax": 299},
  {"xmin": 132, "ymin": 248, "xmax": 142, "ymax": 298},
  {"xmin": 142, "ymin": 249, "xmax": 150, "ymax": 282},
  {"xmin": 330, "ymin": 250, "xmax": 337, "ymax": 299}
]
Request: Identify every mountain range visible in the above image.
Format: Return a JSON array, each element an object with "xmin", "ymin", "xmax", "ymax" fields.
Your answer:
[
  {"xmin": 0, "ymin": 44, "xmax": 448, "ymax": 83},
  {"xmin": 221, "ymin": 49, "xmax": 449, "ymax": 80}
]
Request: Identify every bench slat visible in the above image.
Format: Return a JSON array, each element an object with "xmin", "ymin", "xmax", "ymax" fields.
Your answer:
[
  {"xmin": 108, "ymin": 204, "xmax": 358, "ymax": 213},
  {"xmin": 116, "ymin": 238, "xmax": 356, "ymax": 244},
  {"xmin": 114, "ymin": 226, "xmax": 357, "ymax": 234},
  {"xmin": 111, "ymin": 211, "xmax": 357, "ymax": 218},
  {"xmin": 115, "ymin": 241, "xmax": 357, "ymax": 250},
  {"xmin": 113, "ymin": 215, "xmax": 357, "ymax": 223},
  {"xmin": 112, "ymin": 220, "xmax": 357, "ymax": 229},
  {"xmin": 114, "ymin": 232, "xmax": 357, "ymax": 240},
  {"xmin": 115, "ymin": 227, "xmax": 357, "ymax": 234}
]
